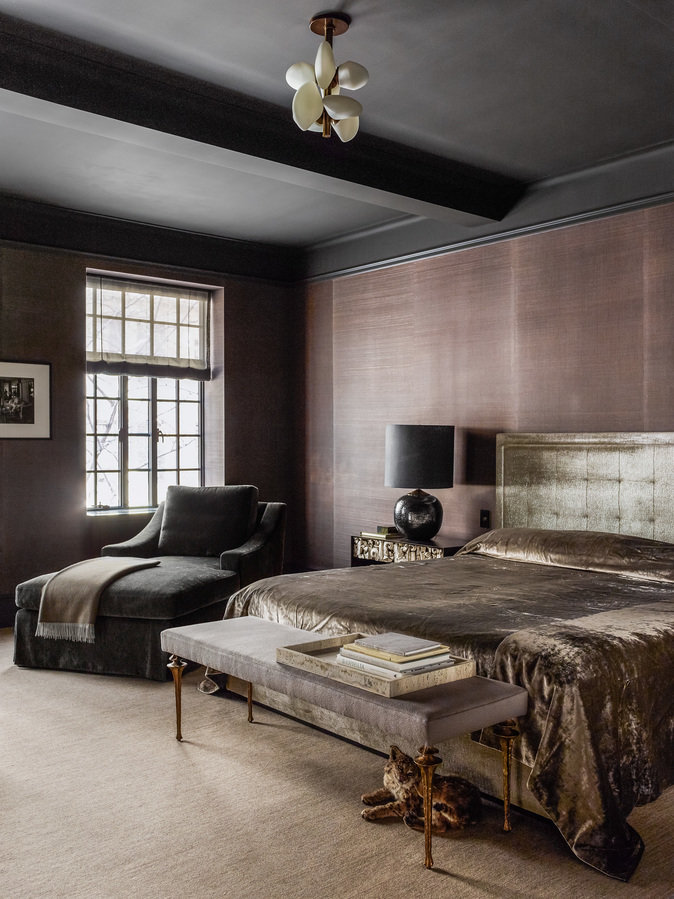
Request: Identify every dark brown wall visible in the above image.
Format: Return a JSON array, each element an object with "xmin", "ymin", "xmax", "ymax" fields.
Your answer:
[
  {"xmin": 0, "ymin": 247, "xmax": 87, "ymax": 595},
  {"xmin": 0, "ymin": 244, "xmax": 305, "ymax": 616},
  {"xmin": 222, "ymin": 280, "xmax": 305, "ymax": 568},
  {"xmin": 305, "ymin": 201, "xmax": 674, "ymax": 569}
]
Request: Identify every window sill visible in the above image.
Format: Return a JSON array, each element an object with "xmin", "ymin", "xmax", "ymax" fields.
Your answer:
[{"xmin": 86, "ymin": 507, "xmax": 157, "ymax": 517}]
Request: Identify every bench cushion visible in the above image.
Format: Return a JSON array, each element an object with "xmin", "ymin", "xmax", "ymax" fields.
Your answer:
[
  {"xmin": 160, "ymin": 617, "xmax": 528, "ymax": 746},
  {"xmin": 16, "ymin": 561, "xmax": 239, "ymax": 620}
]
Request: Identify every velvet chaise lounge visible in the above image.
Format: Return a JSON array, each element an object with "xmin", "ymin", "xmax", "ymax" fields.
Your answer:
[{"xmin": 13, "ymin": 485, "xmax": 286, "ymax": 680}]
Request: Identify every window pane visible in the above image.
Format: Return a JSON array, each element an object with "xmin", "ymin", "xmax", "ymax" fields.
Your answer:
[
  {"xmin": 157, "ymin": 401, "xmax": 176, "ymax": 433},
  {"xmin": 128, "ymin": 436, "xmax": 149, "ymax": 469},
  {"xmin": 96, "ymin": 397, "xmax": 119, "ymax": 433},
  {"xmin": 100, "ymin": 288, "xmax": 122, "ymax": 317},
  {"xmin": 156, "ymin": 379, "xmax": 176, "ymax": 400},
  {"xmin": 154, "ymin": 295, "xmax": 177, "ymax": 323},
  {"xmin": 179, "ymin": 402, "xmax": 200, "ymax": 434},
  {"xmin": 179, "ymin": 380, "xmax": 199, "ymax": 401},
  {"xmin": 179, "ymin": 436, "xmax": 200, "ymax": 468},
  {"xmin": 180, "ymin": 325, "xmax": 201, "ymax": 360},
  {"xmin": 96, "ymin": 472, "xmax": 119, "ymax": 508},
  {"xmin": 153, "ymin": 322, "xmax": 177, "ymax": 358},
  {"xmin": 97, "ymin": 434, "xmax": 119, "ymax": 469},
  {"xmin": 179, "ymin": 469, "xmax": 200, "ymax": 487},
  {"xmin": 125, "ymin": 291, "xmax": 150, "ymax": 320},
  {"xmin": 127, "ymin": 471, "xmax": 150, "ymax": 508},
  {"xmin": 128, "ymin": 399, "xmax": 150, "ymax": 433},
  {"xmin": 100, "ymin": 318, "xmax": 123, "ymax": 355},
  {"xmin": 157, "ymin": 442, "xmax": 177, "ymax": 471},
  {"xmin": 157, "ymin": 470, "xmax": 177, "ymax": 503},
  {"xmin": 97, "ymin": 374, "xmax": 120, "ymax": 398},
  {"xmin": 127, "ymin": 377, "xmax": 149, "ymax": 400},
  {"xmin": 125, "ymin": 319, "xmax": 151, "ymax": 357}
]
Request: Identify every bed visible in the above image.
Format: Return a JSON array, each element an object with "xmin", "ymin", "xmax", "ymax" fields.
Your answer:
[{"xmin": 223, "ymin": 433, "xmax": 674, "ymax": 882}]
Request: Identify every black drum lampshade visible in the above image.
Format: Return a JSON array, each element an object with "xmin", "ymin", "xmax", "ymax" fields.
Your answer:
[{"xmin": 384, "ymin": 424, "xmax": 455, "ymax": 541}]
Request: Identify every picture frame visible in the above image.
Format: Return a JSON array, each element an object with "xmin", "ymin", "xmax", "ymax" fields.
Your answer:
[{"xmin": 0, "ymin": 361, "xmax": 51, "ymax": 438}]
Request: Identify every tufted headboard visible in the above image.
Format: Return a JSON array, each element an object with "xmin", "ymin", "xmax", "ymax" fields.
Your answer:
[{"xmin": 495, "ymin": 432, "xmax": 674, "ymax": 542}]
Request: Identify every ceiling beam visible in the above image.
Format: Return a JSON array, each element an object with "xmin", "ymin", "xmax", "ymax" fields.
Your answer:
[{"xmin": 0, "ymin": 13, "xmax": 526, "ymax": 224}]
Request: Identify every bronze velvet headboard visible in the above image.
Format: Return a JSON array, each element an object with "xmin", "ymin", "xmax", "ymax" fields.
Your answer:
[{"xmin": 495, "ymin": 432, "xmax": 674, "ymax": 542}]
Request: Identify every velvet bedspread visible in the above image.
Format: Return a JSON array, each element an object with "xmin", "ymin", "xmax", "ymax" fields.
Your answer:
[{"xmin": 225, "ymin": 529, "xmax": 674, "ymax": 881}]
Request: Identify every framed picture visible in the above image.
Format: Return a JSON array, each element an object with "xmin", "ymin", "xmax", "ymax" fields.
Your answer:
[{"xmin": 0, "ymin": 361, "xmax": 51, "ymax": 438}]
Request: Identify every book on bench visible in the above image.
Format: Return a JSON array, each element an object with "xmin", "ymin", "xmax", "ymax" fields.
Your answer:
[{"xmin": 338, "ymin": 645, "xmax": 453, "ymax": 673}]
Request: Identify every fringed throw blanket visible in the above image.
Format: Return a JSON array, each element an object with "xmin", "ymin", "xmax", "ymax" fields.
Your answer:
[{"xmin": 36, "ymin": 557, "xmax": 160, "ymax": 643}]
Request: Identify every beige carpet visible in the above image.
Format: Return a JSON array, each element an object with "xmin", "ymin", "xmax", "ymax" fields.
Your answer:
[{"xmin": 1, "ymin": 628, "xmax": 672, "ymax": 899}]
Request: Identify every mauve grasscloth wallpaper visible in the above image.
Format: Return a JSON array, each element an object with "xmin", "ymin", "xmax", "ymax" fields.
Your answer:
[{"xmin": 305, "ymin": 201, "xmax": 674, "ymax": 568}]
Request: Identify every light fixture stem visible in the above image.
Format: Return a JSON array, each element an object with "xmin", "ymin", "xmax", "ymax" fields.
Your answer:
[{"xmin": 322, "ymin": 18, "xmax": 335, "ymax": 137}]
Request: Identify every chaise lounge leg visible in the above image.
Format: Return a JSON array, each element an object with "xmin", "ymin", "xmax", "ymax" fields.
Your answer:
[
  {"xmin": 492, "ymin": 721, "xmax": 520, "ymax": 831},
  {"xmin": 415, "ymin": 745, "xmax": 442, "ymax": 869},
  {"xmin": 247, "ymin": 681, "xmax": 254, "ymax": 723},
  {"xmin": 168, "ymin": 654, "xmax": 187, "ymax": 741}
]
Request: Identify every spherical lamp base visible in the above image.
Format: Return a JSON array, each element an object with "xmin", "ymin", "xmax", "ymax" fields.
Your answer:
[{"xmin": 393, "ymin": 489, "xmax": 443, "ymax": 541}]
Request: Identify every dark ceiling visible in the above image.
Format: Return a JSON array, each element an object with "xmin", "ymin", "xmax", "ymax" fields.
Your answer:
[{"xmin": 0, "ymin": 0, "xmax": 673, "ymax": 278}]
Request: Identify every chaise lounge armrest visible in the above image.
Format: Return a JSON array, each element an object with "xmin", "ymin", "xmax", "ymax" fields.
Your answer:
[
  {"xmin": 219, "ymin": 502, "xmax": 286, "ymax": 587},
  {"xmin": 101, "ymin": 505, "xmax": 164, "ymax": 557}
]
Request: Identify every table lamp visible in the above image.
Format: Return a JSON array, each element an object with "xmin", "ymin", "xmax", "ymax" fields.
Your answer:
[{"xmin": 384, "ymin": 424, "xmax": 455, "ymax": 541}]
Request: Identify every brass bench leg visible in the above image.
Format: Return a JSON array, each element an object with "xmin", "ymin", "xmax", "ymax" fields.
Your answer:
[
  {"xmin": 415, "ymin": 745, "xmax": 442, "ymax": 869},
  {"xmin": 168, "ymin": 654, "xmax": 187, "ymax": 741},
  {"xmin": 247, "ymin": 681, "xmax": 254, "ymax": 723},
  {"xmin": 492, "ymin": 721, "xmax": 520, "ymax": 832}
]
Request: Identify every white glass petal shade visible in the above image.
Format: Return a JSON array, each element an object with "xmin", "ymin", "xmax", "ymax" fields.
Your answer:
[
  {"xmin": 315, "ymin": 40, "xmax": 336, "ymax": 90},
  {"xmin": 322, "ymin": 94, "xmax": 362, "ymax": 120},
  {"xmin": 292, "ymin": 81, "xmax": 324, "ymax": 130},
  {"xmin": 308, "ymin": 120, "xmax": 324, "ymax": 132},
  {"xmin": 337, "ymin": 60, "xmax": 369, "ymax": 90},
  {"xmin": 285, "ymin": 61, "xmax": 316, "ymax": 90},
  {"xmin": 333, "ymin": 116, "xmax": 359, "ymax": 142}
]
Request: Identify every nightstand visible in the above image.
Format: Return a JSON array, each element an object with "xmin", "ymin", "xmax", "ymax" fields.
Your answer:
[{"xmin": 350, "ymin": 533, "xmax": 470, "ymax": 566}]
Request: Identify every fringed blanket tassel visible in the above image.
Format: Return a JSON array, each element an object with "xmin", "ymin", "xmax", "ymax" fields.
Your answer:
[{"xmin": 35, "ymin": 621, "xmax": 96, "ymax": 643}]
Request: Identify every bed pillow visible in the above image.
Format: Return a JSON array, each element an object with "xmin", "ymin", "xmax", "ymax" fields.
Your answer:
[
  {"xmin": 158, "ymin": 485, "xmax": 258, "ymax": 556},
  {"xmin": 456, "ymin": 527, "xmax": 674, "ymax": 583}
]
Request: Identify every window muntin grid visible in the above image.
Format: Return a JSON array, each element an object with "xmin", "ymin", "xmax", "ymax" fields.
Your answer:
[{"xmin": 86, "ymin": 374, "xmax": 203, "ymax": 510}]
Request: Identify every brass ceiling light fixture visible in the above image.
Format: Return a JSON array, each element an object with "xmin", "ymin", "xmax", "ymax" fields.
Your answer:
[{"xmin": 286, "ymin": 12, "xmax": 369, "ymax": 142}]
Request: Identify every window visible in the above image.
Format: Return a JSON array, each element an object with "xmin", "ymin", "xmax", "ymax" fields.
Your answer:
[{"xmin": 86, "ymin": 275, "xmax": 210, "ymax": 510}]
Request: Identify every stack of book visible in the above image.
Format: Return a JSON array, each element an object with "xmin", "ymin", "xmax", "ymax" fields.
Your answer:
[
  {"xmin": 359, "ymin": 525, "xmax": 399, "ymax": 539},
  {"xmin": 337, "ymin": 631, "xmax": 454, "ymax": 681}
]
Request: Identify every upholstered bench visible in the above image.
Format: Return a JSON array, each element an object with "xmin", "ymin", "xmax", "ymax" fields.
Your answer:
[
  {"xmin": 14, "ymin": 562, "xmax": 239, "ymax": 680},
  {"xmin": 161, "ymin": 616, "xmax": 528, "ymax": 868}
]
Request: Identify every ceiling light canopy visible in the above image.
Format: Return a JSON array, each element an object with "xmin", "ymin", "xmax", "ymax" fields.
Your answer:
[{"xmin": 286, "ymin": 12, "xmax": 369, "ymax": 142}]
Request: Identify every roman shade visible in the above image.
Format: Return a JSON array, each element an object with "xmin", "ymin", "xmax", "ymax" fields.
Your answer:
[{"xmin": 86, "ymin": 275, "xmax": 210, "ymax": 380}]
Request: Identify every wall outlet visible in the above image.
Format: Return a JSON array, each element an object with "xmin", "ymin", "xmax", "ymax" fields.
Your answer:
[{"xmin": 480, "ymin": 509, "xmax": 490, "ymax": 529}]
